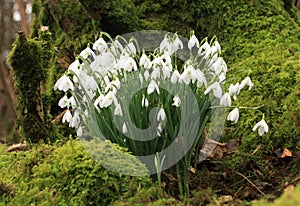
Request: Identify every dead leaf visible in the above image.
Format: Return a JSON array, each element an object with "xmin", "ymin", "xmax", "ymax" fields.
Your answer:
[{"xmin": 274, "ymin": 148, "xmax": 293, "ymax": 158}]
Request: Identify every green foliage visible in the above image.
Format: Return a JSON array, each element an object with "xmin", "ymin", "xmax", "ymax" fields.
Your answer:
[{"xmin": 0, "ymin": 139, "xmax": 152, "ymax": 205}]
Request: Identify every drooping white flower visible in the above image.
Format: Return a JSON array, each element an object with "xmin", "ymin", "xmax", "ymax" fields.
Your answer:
[
  {"xmin": 219, "ymin": 72, "xmax": 226, "ymax": 82},
  {"xmin": 162, "ymin": 64, "xmax": 172, "ymax": 79},
  {"xmin": 195, "ymin": 69, "xmax": 207, "ymax": 88},
  {"xmin": 211, "ymin": 57, "xmax": 222, "ymax": 75},
  {"xmin": 204, "ymin": 82, "xmax": 222, "ymax": 98},
  {"xmin": 227, "ymin": 108, "xmax": 239, "ymax": 124},
  {"xmin": 94, "ymin": 94, "xmax": 105, "ymax": 108},
  {"xmin": 79, "ymin": 47, "xmax": 95, "ymax": 60},
  {"xmin": 157, "ymin": 122, "xmax": 163, "ymax": 137},
  {"xmin": 76, "ymin": 126, "xmax": 83, "ymax": 137},
  {"xmin": 253, "ymin": 119, "xmax": 269, "ymax": 136},
  {"xmin": 102, "ymin": 91, "xmax": 115, "ymax": 108},
  {"xmin": 58, "ymin": 95, "xmax": 70, "ymax": 108},
  {"xmin": 124, "ymin": 42, "xmax": 136, "ymax": 55},
  {"xmin": 54, "ymin": 74, "xmax": 74, "ymax": 92},
  {"xmin": 93, "ymin": 37, "xmax": 108, "ymax": 52},
  {"xmin": 213, "ymin": 40, "xmax": 221, "ymax": 54},
  {"xmin": 151, "ymin": 67, "xmax": 161, "ymax": 79},
  {"xmin": 68, "ymin": 60, "xmax": 80, "ymax": 73},
  {"xmin": 171, "ymin": 70, "xmax": 181, "ymax": 84},
  {"xmin": 160, "ymin": 37, "xmax": 172, "ymax": 54},
  {"xmin": 239, "ymin": 76, "xmax": 254, "ymax": 91},
  {"xmin": 122, "ymin": 122, "xmax": 128, "ymax": 134},
  {"xmin": 161, "ymin": 53, "xmax": 172, "ymax": 65},
  {"xmin": 172, "ymin": 96, "xmax": 181, "ymax": 107},
  {"xmin": 173, "ymin": 36, "xmax": 183, "ymax": 51},
  {"xmin": 123, "ymin": 57, "xmax": 137, "ymax": 71},
  {"xmin": 69, "ymin": 110, "xmax": 80, "ymax": 128},
  {"xmin": 157, "ymin": 108, "xmax": 166, "ymax": 121},
  {"xmin": 188, "ymin": 34, "xmax": 200, "ymax": 49},
  {"xmin": 220, "ymin": 92, "xmax": 231, "ymax": 106},
  {"xmin": 144, "ymin": 70, "xmax": 150, "ymax": 81},
  {"xmin": 139, "ymin": 53, "xmax": 152, "ymax": 69},
  {"xmin": 62, "ymin": 109, "xmax": 73, "ymax": 123},
  {"xmin": 114, "ymin": 103, "xmax": 123, "ymax": 116},
  {"xmin": 229, "ymin": 83, "xmax": 240, "ymax": 100},
  {"xmin": 198, "ymin": 42, "xmax": 211, "ymax": 58},
  {"xmin": 147, "ymin": 80, "xmax": 160, "ymax": 95},
  {"xmin": 181, "ymin": 65, "xmax": 197, "ymax": 85},
  {"xmin": 142, "ymin": 95, "xmax": 149, "ymax": 107}
]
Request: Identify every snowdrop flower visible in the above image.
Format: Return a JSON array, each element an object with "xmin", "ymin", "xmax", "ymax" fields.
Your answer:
[
  {"xmin": 173, "ymin": 36, "xmax": 183, "ymax": 51},
  {"xmin": 142, "ymin": 95, "xmax": 149, "ymax": 107},
  {"xmin": 114, "ymin": 103, "xmax": 123, "ymax": 116},
  {"xmin": 172, "ymin": 96, "xmax": 181, "ymax": 107},
  {"xmin": 68, "ymin": 60, "xmax": 80, "ymax": 73},
  {"xmin": 124, "ymin": 42, "xmax": 136, "ymax": 55},
  {"xmin": 239, "ymin": 76, "xmax": 254, "ymax": 91},
  {"xmin": 69, "ymin": 110, "xmax": 80, "ymax": 128},
  {"xmin": 198, "ymin": 42, "xmax": 211, "ymax": 57},
  {"xmin": 123, "ymin": 57, "xmax": 137, "ymax": 71},
  {"xmin": 227, "ymin": 108, "xmax": 239, "ymax": 123},
  {"xmin": 69, "ymin": 96, "xmax": 76, "ymax": 107},
  {"xmin": 157, "ymin": 123, "xmax": 163, "ymax": 137},
  {"xmin": 139, "ymin": 53, "xmax": 151, "ymax": 69},
  {"xmin": 181, "ymin": 65, "xmax": 197, "ymax": 85},
  {"xmin": 79, "ymin": 47, "xmax": 95, "ymax": 60},
  {"xmin": 229, "ymin": 83, "xmax": 240, "ymax": 100},
  {"xmin": 54, "ymin": 74, "xmax": 74, "ymax": 92},
  {"xmin": 253, "ymin": 119, "xmax": 268, "ymax": 136},
  {"xmin": 219, "ymin": 72, "xmax": 226, "ymax": 82},
  {"xmin": 151, "ymin": 68, "xmax": 161, "ymax": 79},
  {"xmin": 204, "ymin": 82, "xmax": 222, "ymax": 98},
  {"xmin": 58, "ymin": 95, "xmax": 70, "ymax": 108},
  {"xmin": 144, "ymin": 70, "xmax": 150, "ymax": 81},
  {"xmin": 93, "ymin": 37, "xmax": 108, "ymax": 52},
  {"xmin": 76, "ymin": 126, "xmax": 83, "ymax": 137},
  {"xmin": 171, "ymin": 70, "xmax": 181, "ymax": 84},
  {"xmin": 160, "ymin": 37, "xmax": 172, "ymax": 54},
  {"xmin": 94, "ymin": 94, "xmax": 105, "ymax": 108},
  {"xmin": 188, "ymin": 34, "xmax": 200, "ymax": 49},
  {"xmin": 213, "ymin": 40, "xmax": 221, "ymax": 54},
  {"xmin": 157, "ymin": 108, "xmax": 166, "ymax": 121},
  {"xmin": 62, "ymin": 110, "xmax": 73, "ymax": 123},
  {"xmin": 195, "ymin": 69, "xmax": 207, "ymax": 88},
  {"xmin": 161, "ymin": 53, "xmax": 172, "ymax": 65},
  {"xmin": 162, "ymin": 64, "xmax": 172, "ymax": 79},
  {"xmin": 220, "ymin": 92, "xmax": 231, "ymax": 106},
  {"xmin": 122, "ymin": 123, "xmax": 128, "ymax": 134},
  {"xmin": 102, "ymin": 91, "xmax": 115, "ymax": 108},
  {"xmin": 147, "ymin": 80, "xmax": 160, "ymax": 95},
  {"xmin": 211, "ymin": 58, "xmax": 222, "ymax": 75}
]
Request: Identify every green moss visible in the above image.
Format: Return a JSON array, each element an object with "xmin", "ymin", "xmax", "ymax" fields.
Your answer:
[{"xmin": 0, "ymin": 139, "xmax": 152, "ymax": 205}]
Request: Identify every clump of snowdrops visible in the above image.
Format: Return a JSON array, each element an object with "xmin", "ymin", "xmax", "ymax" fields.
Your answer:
[{"xmin": 54, "ymin": 31, "xmax": 268, "ymax": 196}]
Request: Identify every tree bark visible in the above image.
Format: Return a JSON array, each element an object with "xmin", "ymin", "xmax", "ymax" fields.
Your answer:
[{"xmin": 16, "ymin": 0, "xmax": 30, "ymax": 36}]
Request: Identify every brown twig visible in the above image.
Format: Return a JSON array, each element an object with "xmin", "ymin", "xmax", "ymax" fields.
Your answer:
[
  {"xmin": 289, "ymin": 176, "xmax": 300, "ymax": 185},
  {"xmin": 235, "ymin": 171, "xmax": 266, "ymax": 196}
]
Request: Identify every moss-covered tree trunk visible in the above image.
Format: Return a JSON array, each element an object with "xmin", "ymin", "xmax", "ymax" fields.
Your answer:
[{"xmin": 7, "ymin": 29, "xmax": 57, "ymax": 143}]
